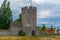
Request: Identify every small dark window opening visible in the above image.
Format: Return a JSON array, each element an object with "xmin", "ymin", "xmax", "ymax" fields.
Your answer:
[{"xmin": 31, "ymin": 30, "xmax": 35, "ymax": 36}]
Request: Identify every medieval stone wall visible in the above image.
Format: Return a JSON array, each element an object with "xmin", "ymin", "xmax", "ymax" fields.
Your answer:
[
  {"xmin": 0, "ymin": 30, "xmax": 11, "ymax": 36},
  {"xmin": 10, "ymin": 21, "xmax": 21, "ymax": 36},
  {"xmin": 0, "ymin": 21, "xmax": 21, "ymax": 36}
]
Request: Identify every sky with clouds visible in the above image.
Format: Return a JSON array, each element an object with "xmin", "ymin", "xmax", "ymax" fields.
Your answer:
[{"xmin": 0, "ymin": 0, "xmax": 60, "ymax": 29}]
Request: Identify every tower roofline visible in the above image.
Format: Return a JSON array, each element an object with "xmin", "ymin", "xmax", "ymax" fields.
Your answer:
[{"xmin": 22, "ymin": 6, "xmax": 37, "ymax": 9}]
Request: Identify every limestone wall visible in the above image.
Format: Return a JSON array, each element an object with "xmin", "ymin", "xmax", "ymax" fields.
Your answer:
[
  {"xmin": 10, "ymin": 21, "xmax": 21, "ymax": 36},
  {"xmin": 0, "ymin": 30, "xmax": 11, "ymax": 36},
  {"xmin": 0, "ymin": 21, "xmax": 21, "ymax": 36}
]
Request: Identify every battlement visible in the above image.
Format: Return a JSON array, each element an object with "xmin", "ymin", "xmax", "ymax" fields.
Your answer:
[{"xmin": 22, "ymin": 6, "xmax": 37, "ymax": 10}]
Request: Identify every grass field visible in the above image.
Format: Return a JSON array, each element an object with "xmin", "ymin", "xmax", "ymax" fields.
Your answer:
[{"xmin": 0, "ymin": 36, "xmax": 59, "ymax": 40}]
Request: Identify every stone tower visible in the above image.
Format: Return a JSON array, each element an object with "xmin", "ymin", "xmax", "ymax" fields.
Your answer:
[{"xmin": 22, "ymin": 6, "xmax": 37, "ymax": 36}]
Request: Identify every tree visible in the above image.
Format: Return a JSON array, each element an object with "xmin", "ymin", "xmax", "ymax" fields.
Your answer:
[
  {"xmin": 42, "ymin": 24, "xmax": 46, "ymax": 31},
  {"xmin": 57, "ymin": 27, "xmax": 59, "ymax": 34},
  {"xmin": 15, "ymin": 14, "xmax": 22, "ymax": 21},
  {"xmin": 18, "ymin": 13, "xmax": 22, "ymax": 21},
  {"xmin": 50, "ymin": 24, "xmax": 53, "ymax": 31},
  {"xmin": 0, "ymin": 0, "xmax": 12, "ymax": 29}
]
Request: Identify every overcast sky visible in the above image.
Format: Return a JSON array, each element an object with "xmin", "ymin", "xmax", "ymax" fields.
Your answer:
[{"xmin": 0, "ymin": 0, "xmax": 60, "ymax": 29}]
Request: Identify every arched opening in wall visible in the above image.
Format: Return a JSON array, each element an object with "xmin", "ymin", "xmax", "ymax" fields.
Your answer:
[{"xmin": 31, "ymin": 30, "xmax": 35, "ymax": 36}]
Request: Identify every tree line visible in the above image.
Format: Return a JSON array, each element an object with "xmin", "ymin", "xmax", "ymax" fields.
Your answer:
[{"xmin": 41, "ymin": 24, "xmax": 53, "ymax": 32}]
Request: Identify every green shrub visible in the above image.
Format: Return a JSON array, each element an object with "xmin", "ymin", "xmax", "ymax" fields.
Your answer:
[{"xmin": 18, "ymin": 31, "xmax": 25, "ymax": 36}]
